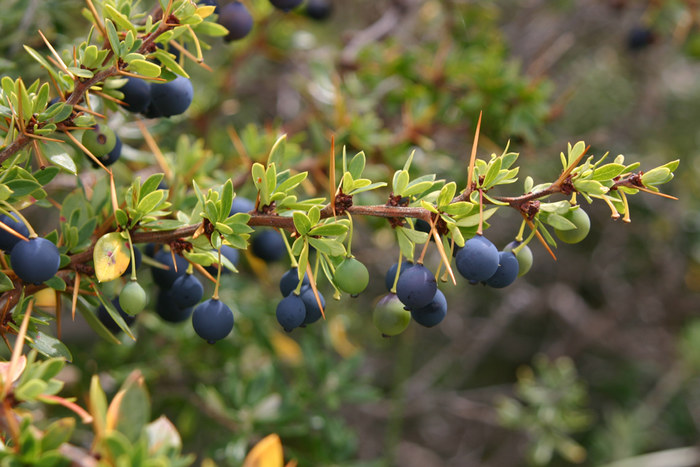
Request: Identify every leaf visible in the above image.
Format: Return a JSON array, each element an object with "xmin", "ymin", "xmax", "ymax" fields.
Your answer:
[
  {"xmin": 349, "ymin": 182, "xmax": 387, "ymax": 195},
  {"xmin": 137, "ymin": 190, "xmax": 165, "ymax": 214},
  {"xmin": 243, "ymin": 434, "xmax": 284, "ymax": 467},
  {"xmin": 15, "ymin": 379, "xmax": 48, "ymax": 401},
  {"xmin": 482, "ymin": 157, "xmax": 502, "ymax": 189},
  {"xmin": 437, "ymin": 182, "xmax": 457, "ymax": 207},
  {"xmin": 220, "ymin": 180, "xmax": 233, "ymax": 222},
  {"xmin": 567, "ymin": 141, "xmax": 586, "ymax": 168},
  {"xmin": 573, "ymin": 179, "xmax": 608, "ymax": 196},
  {"xmin": 93, "ymin": 232, "xmax": 130, "ymax": 282},
  {"xmin": 103, "ymin": 4, "xmax": 136, "ymax": 33},
  {"xmin": 348, "ymin": 151, "xmax": 366, "ymax": 179},
  {"xmin": 76, "ymin": 297, "xmax": 121, "ymax": 344},
  {"xmin": 308, "ymin": 237, "xmax": 346, "ymax": 256},
  {"xmin": 90, "ymin": 375, "xmax": 108, "ymax": 438},
  {"xmin": 275, "ymin": 172, "xmax": 307, "ymax": 194},
  {"xmin": 44, "ymin": 276, "xmax": 66, "ymax": 291},
  {"xmin": 293, "ymin": 212, "xmax": 311, "ymax": 236},
  {"xmin": 267, "ymin": 134, "xmax": 287, "ymax": 167},
  {"xmin": 308, "ymin": 224, "xmax": 348, "ymax": 237},
  {"xmin": 140, "ymin": 174, "xmax": 164, "ymax": 198},
  {"xmin": 105, "ymin": 19, "xmax": 122, "ymax": 57},
  {"xmin": 393, "ymin": 170, "xmax": 409, "ymax": 196},
  {"xmin": 114, "ymin": 371, "xmax": 151, "ymax": 443},
  {"xmin": 402, "ymin": 225, "xmax": 430, "ymax": 243},
  {"xmin": 146, "ymin": 416, "xmax": 182, "ymax": 455},
  {"xmin": 456, "ymin": 208, "xmax": 498, "ymax": 227},
  {"xmin": 27, "ymin": 331, "xmax": 72, "ymax": 361},
  {"xmin": 641, "ymin": 167, "xmax": 672, "ymax": 186},
  {"xmin": 0, "ymin": 272, "xmax": 14, "ymax": 292},
  {"xmin": 127, "ymin": 59, "xmax": 161, "ymax": 78},
  {"xmin": 544, "ymin": 213, "xmax": 576, "ymax": 231},
  {"xmin": 591, "ymin": 163, "xmax": 625, "ymax": 181},
  {"xmin": 441, "ymin": 202, "xmax": 475, "ymax": 216},
  {"xmin": 139, "ymin": 219, "xmax": 184, "ymax": 230}
]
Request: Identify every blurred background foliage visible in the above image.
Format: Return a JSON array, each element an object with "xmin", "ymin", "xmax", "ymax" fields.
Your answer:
[{"xmin": 2, "ymin": 0, "xmax": 699, "ymax": 465}]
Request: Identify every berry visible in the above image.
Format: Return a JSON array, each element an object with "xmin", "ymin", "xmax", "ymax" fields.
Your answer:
[
  {"xmin": 192, "ymin": 298, "xmax": 234, "ymax": 343},
  {"xmin": 219, "ymin": 2, "xmax": 254, "ymax": 42},
  {"xmin": 280, "ymin": 267, "xmax": 309, "ymax": 297},
  {"xmin": 373, "ymin": 293, "xmax": 411, "ymax": 337},
  {"xmin": 150, "ymin": 249, "xmax": 188, "ymax": 289},
  {"xmin": 414, "ymin": 219, "xmax": 435, "ymax": 242},
  {"xmin": 81, "ymin": 124, "xmax": 116, "ymax": 158},
  {"xmin": 170, "ymin": 274, "xmax": 204, "ymax": 308},
  {"xmin": 333, "ymin": 257, "xmax": 369, "ymax": 296},
  {"xmin": 504, "ymin": 241, "xmax": 533, "ymax": 277},
  {"xmin": 230, "ymin": 196, "xmax": 255, "ymax": 215},
  {"xmin": 305, "ymin": 0, "xmax": 333, "ymax": 20},
  {"xmin": 269, "ymin": 0, "xmax": 303, "ymax": 11},
  {"xmin": 251, "ymin": 229, "xmax": 286, "ymax": 262},
  {"xmin": 205, "ymin": 245, "xmax": 240, "ymax": 275},
  {"xmin": 10, "ymin": 237, "xmax": 60, "ymax": 285},
  {"xmin": 148, "ymin": 76, "xmax": 194, "ymax": 118},
  {"xmin": 117, "ymin": 76, "xmax": 151, "ymax": 113},
  {"xmin": 384, "ymin": 261, "xmax": 414, "ymax": 291},
  {"xmin": 455, "ymin": 235, "xmax": 500, "ymax": 282},
  {"xmin": 276, "ymin": 293, "xmax": 306, "ymax": 332},
  {"xmin": 122, "ymin": 247, "xmax": 142, "ymax": 277},
  {"xmin": 395, "ymin": 263, "xmax": 437, "ymax": 309},
  {"xmin": 410, "ymin": 289, "xmax": 447, "ymax": 328},
  {"xmin": 300, "ymin": 286, "xmax": 325, "ymax": 325},
  {"xmin": 98, "ymin": 298, "xmax": 135, "ymax": 333},
  {"xmin": 484, "ymin": 251, "xmax": 519, "ymax": 288},
  {"xmin": 155, "ymin": 289, "xmax": 193, "ymax": 323},
  {"xmin": 554, "ymin": 207, "xmax": 590, "ymax": 244},
  {"xmin": 0, "ymin": 214, "xmax": 29, "ymax": 252},
  {"xmin": 119, "ymin": 280, "xmax": 148, "ymax": 315},
  {"xmin": 627, "ymin": 26, "xmax": 655, "ymax": 50},
  {"xmin": 94, "ymin": 134, "xmax": 122, "ymax": 167}
]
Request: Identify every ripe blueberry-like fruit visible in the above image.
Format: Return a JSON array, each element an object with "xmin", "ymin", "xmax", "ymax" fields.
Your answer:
[
  {"xmin": 155, "ymin": 289, "xmax": 193, "ymax": 323},
  {"xmin": 554, "ymin": 207, "xmax": 590, "ymax": 244},
  {"xmin": 82, "ymin": 124, "xmax": 116, "ymax": 158},
  {"xmin": 504, "ymin": 241, "xmax": 533, "ymax": 277},
  {"xmin": 148, "ymin": 76, "xmax": 194, "ymax": 117},
  {"xmin": 251, "ymin": 229, "xmax": 286, "ymax": 262},
  {"xmin": 276, "ymin": 293, "xmax": 306, "ymax": 332},
  {"xmin": 384, "ymin": 261, "xmax": 414, "ymax": 291},
  {"xmin": 396, "ymin": 263, "xmax": 437, "ymax": 309},
  {"xmin": 219, "ymin": 2, "xmax": 253, "ymax": 41},
  {"xmin": 119, "ymin": 280, "xmax": 148, "ymax": 315},
  {"xmin": 117, "ymin": 76, "xmax": 151, "ymax": 113},
  {"xmin": 334, "ymin": 257, "xmax": 369, "ymax": 296},
  {"xmin": 455, "ymin": 235, "xmax": 500, "ymax": 282},
  {"xmin": 280, "ymin": 267, "xmax": 309, "ymax": 296},
  {"xmin": 305, "ymin": 0, "xmax": 333, "ymax": 20},
  {"xmin": 410, "ymin": 289, "xmax": 447, "ymax": 328},
  {"xmin": 373, "ymin": 293, "xmax": 411, "ymax": 337},
  {"xmin": 0, "ymin": 214, "xmax": 29, "ymax": 251},
  {"xmin": 230, "ymin": 196, "xmax": 255, "ymax": 215},
  {"xmin": 205, "ymin": 245, "xmax": 240, "ymax": 276},
  {"xmin": 300, "ymin": 286, "xmax": 325, "ymax": 325},
  {"xmin": 192, "ymin": 298, "xmax": 234, "ymax": 343},
  {"xmin": 151, "ymin": 249, "xmax": 188, "ymax": 289},
  {"xmin": 170, "ymin": 274, "xmax": 204, "ymax": 308},
  {"xmin": 10, "ymin": 237, "xmax": 60, "ymax": 284},
  {"xmin": 269, "ymin": 0, "xmax": 303, "ymax": 11},
  {"xmin": 98, "ymin": 298, "xmax": 135, "ymax": 333},
  {"xmin": 484, "ymin": 251, "xmax": 519, "ymax": 288}
]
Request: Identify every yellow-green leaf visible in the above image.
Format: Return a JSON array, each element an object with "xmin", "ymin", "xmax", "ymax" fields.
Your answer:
[{"xmin": 93, "ymin": 232, "xmax": 130, "ymax": 282}]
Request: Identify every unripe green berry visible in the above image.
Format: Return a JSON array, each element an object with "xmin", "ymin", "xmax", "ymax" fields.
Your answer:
[
  {"xmin": 119, "ymin": 280, "xmax": 148, "ymax": 315},
  {"xmin": 554, "ymin": 207, "xmax": 591, "ymax": 244},
  {"xmin": 81, "ymin": 124, "xmax": 116, "ymax": 158},
  {"xmin": 334, "ymin": 257, "xmax": 369, "ymax": 296}
]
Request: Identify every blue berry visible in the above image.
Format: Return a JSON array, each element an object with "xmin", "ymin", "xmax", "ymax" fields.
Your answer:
[
  {"xmin": 300, "ymin": 286, "xmax": 325, "ymax": 325},
  {"xmin": 276, "ymin": 294, "xmax": 306, "ymax": 332},
  {"xmin": 484, "ymin": 251, "xmax": 519, "ymax": 288},
  {"xmin": 251, "ymin": 229, "xmax": 286, "ymax": 262},
  {"xmin": 117, "ymin": 77, "xmax": 151, "ymax": 113},
  {"xmin": 305, "ymin": 0, "xmax": 333, "ymax": 20},
  {"xmin": 455, "ymin": 235, "xmax": 499, "ymax": 282},
  {"xmin": 219, "ymin": 2, "xmax": 253, "ymax": 42},
  {"xmin": 170, "ymin": 274, "xmax": 204, "ymax": 308},
  {"xmin": 155, "ymin": 289, "xmax": 193, "ymax": 323},
  {"xmin": 280, "ymin": 267, "xmax": 309, "ymax": 297},
  {"xmin": 396, "ymin": 264, "xmax": 437, "ymax": 309},
  {"xmin": 148, "ymin": 76, "xmax": 193, "ymax": 117},
  {"xmin": 150, "ymin": 249, "xmax": 188, "ymax": 289},
  {"xmin": 0, "ymin": 214, "xmax": 29, "ymax": 252},
  {"xmin": 10, "ymin": 237, "xmax": 60, "ymax": 284},
  {"xmin": 410, "ymin": 289, "xmax": 447, "ymax": 328},
  {"xmin": 269, "ymin": 0, "xmax": 303, "ymax": 11},
  {"xmin": 384, "ymin": 261, "xmax": 413, "ymax": 291},
  {"xmin": 192, "ymin": 298, "xmax": 234, "ymax": 343}
]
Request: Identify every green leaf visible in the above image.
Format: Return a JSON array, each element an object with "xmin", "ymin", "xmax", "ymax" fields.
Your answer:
[
  {"xmin": 293, "ymin": 211, "xmax": 311, "ymax": 236},
  {"xmin": 90, "ymin": 375, "xmax": 108, "ymax": 435},
  {"xmin": 350, "ymin": 182, "xmax": 387, "ymax": 195},
  {"xmin": 591, "ymin": 163, "xmax": 625, "ymax": 181},
  {"xmin": 137, "ymin": 190, "xmax": 165, "ymax": 214},
  {"xmin": 76, "ymin": 297, "xmax": 121, "ymax": 344},
  {"xmin": 573, "ymin": 179, "xmax": 608, "ymax": 195},
  {"xmin": 140, "ymin": 174, "xmax": 164, "ymax": 198},
  {"xmin": 308, "ymin": 237, "xmax": 346, "ymax": 256},
  {"xmin": 115, "ymin": 372, "xmax": 151, "ymax": 443},
  {"xmin": 308, "ymin": 224, "xmax": 348, "ymax": 237},
  {"xmin": 456, "ymin": 207, "xmax": 498, "ymax": 227},
  {"xmin": 403, "ymin": 180, "xmax": 435, "ymax": 197},
  {"xmin": 42, "ymin": 418, "xmax": 75, "ymax": 452},
  {"xmin": 482, "ymin": 157, "xmax": 502, "ymax": 189},
  {"xmin": 544, "ymin": 213, "xmax": 576, "ymax": 230},
  {"xmin": 641, "ymin": 167, "xmax": 672, "ymax": 186},
  {"xmin": 44, "ymin": 276, "xmax": 66, "ymax": 291},
  {"xmin": 104, "ymin": 4, "xmax": 137, "ymax": 33},
  {"xmin": 33, "ymin": 166, "xmax": 60, "ymax": 186},
  {"xmin": 0, "ymin": 272, "xmax": 13, "ymax": 292},
  {"xmin": 139, "ymin": 219, "xmax": 184, "ymax": 230},
  {"xmin": 220, "ymin": 180, "xmax": 233, "ymax": 221},
  {"xmin": 403, "ymin": 225, "xmax": 430, "ymax": 243},
  {"xmin": 348, "ymin": 151, "xmax": 366, "ymax": 179},
  {"xmin": 437, "ymin": 182, "xmax": 457, "ymax": 207},
  {"xmin": 275, "ymin": 172, "xmax": 307, "ymax": 194},
  {"xmin": 297, "ymin": 241, "xmax": 309, "ymax": 281},
  {"xmin": 395, "ymin": 227, "xmax": 415, "ymax": 260},
  {"xmin": 28, "ymin": 331, "xmax": 72, "ymax": 361},
  {"xmin": 127, "ymin": 59, "xmax": 161, "ymax": 78},
  {"xmin": 441, "ymin": 201, "xmax": 475, "ymax": 216},
  {"xmin": 393, "ymin": 170, "xmax": 409, "ymax": 196},
  {"xmin": 267, "ymin": 134, "xmax": 286, "ymax": 166},
  {"xmin": 567, "ymin": 141, "xmax": 586, "ymax": 168},
  {"xmin": 15, "ymin": 379, "xmax": 48, "ymax": 401},
  {"xmin": 66, "ymin": 66, "xmax": 94, "ymax": 79},
  {"xmin": 105, "ymin": 19, "xmax": 122, "ymax": 57}
]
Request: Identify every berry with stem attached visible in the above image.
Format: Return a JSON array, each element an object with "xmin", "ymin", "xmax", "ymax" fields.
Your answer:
[
  {"xmin": 82, "ymin": 124, "xmax": 116, "ymax": 158},
  {"xmin": 410, "ymin": 289, "xmax": 447, "ymax": 328},
  {"xmin": 484, "ymin": 251, "xmax": 519, "ymax": 288},
  {"xmin": 373, "ymin": 293, "xmax": 411, "ymax": 337},
  {"xmin": 192, "ymin": 298, "xmax": 234, "ymax": 343},
  {"xmin": 0, "ymin": 214, "xmax": 29, "ymax": 252},
  {"xmin": 396, "ymin": 263, "xmax": 437, "ymax": 309},
  {"xmin": 119, "ymin": 280, "xmax": 148, "ymax": 315},
  {"xmin": 219, "ymin": 2, "xmax": 254, "ymax": 42},
  {"xmin": 455, "ymin": 234, "xmax": 500, "ymax": 282},
  {"xmin": 10, "ymin": 237, "xmax": 60, "ymax": 285},
  {"xmin": 276, "ymin": 293, "xmax": 306, "ymax": 332},
  {"xmin": 385, "ymin": 260, "xmax": 414, "ymax": 292},
  {"xmin": 554, "ymin": 206, "xmax": 590, "ymax": 244},
  {"xmin": 170, "ymin": 273, "xmax": 204, "ymax": 308},
  {"xmin": 505, "ymin": 240, "xmax": 533, "ymax": 277},
  {"xmin": 280, "ymin": 267, "xmax": 309, "ymax": 297},
  {"xmin": 334, "ymin": 257, "xmax": 369, "ymax": 296}
]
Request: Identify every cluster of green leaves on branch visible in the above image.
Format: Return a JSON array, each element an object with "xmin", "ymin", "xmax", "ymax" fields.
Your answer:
[{"xmin": 0, "ymin": 0, "xmax": 681, "ymax": 464}]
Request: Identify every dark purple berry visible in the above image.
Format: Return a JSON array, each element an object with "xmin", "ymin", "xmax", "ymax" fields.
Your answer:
[
  {"xmin": 155, "ymin": 289, "xmax": 193, "ymax": 323},
  {"xmin": 484, "ymin": 251, "xmax": 519, "ymax": 288},
  {"xmin": 151, "ymin": 249, "xmax": 188, "ymax": 289},
  {"xmin": 170, "ymin": 274, "xmax": 204, "ymax": 308},
  {"xmin": 148, "ymin": 76, "xmax": 193, "ymax": 117},
  {"xmin": 251, "ymin": 229, "xmax": 286, "ymax": 262},
  {"xmin": 455, "ymin": 235, "xmax": 499, "ymax": 282},
  {"xmin": 229, "ymin": 196, "xmax": 255, "ymax": 215},
  {"xmin": 10, "ymin": 237, "xmax": 60, "ymax": 284},
  {"xmin": 300, "ymin": 286, "xmax": 325, "ymax": 325},
  {"xmin": 117, "ymin": 77, "xmax": 151, "ymax": 113},
  {"xmin": 305, "ymin": 0, "xmax": 333, "ymax": 20},
  {"xmin": 410, "ymin": 289, "xmax": 447, "ymax": 328},
  {"xmin": 219, "ymin": 2, "xmax": 254, "ymax": 42},
  {"xmin": 0, "ymin": 214, "xmax": 29, "ymax": 252},
  {"xmin": 276, "ymin": 294, "xmax": 306, "ymax": 332},
  {"xmin": 280, "ymin": 267, "xmax": 309, "ymax": 297},
  {"xmin": 98, "ymin": 298, "xmax": 135, "ymax": 333},
  {"xmin": 269, "ymin": 0, "xmax": 303, "ymax": 11},
  {"xmin": 395, "ymin": 264, "xmax": 437, "ymax": 309},
  {"xmin": 192, "ymin": 298, "xmax": 234, "ymax": 343},
  {"xmin": 384, "ymin": 261, "xmax": 413, "ymax": 291}
]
